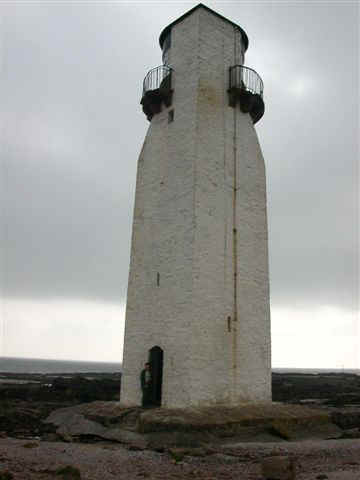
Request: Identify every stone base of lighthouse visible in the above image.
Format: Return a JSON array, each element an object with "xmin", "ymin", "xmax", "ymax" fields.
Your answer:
[
  {"xmin": 121, "ymin": 5, "xmax": 271, "ymax": 409},
  {"xmin": 42, "ymin": 401, "xmax": 341, "ymax": 447}
]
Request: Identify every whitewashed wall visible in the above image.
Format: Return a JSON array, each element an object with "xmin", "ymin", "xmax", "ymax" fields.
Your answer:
[{"xmin": 121, "ymin": 7, "xmax": 271, "ymax": 408}]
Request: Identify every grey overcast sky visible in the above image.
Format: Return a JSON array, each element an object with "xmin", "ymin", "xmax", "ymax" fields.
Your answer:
[{"xmin": 1, "ymin": 0, "xmax": 359, "ymax": 368}]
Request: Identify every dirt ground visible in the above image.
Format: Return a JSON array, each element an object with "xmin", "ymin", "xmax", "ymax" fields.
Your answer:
[{"xmin": 1, "ymin": 437, "xmax": 360, "ymax": 480}]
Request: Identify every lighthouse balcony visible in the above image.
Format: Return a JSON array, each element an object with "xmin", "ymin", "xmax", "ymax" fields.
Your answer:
[
  {"xmin": 228, "ymin": 65, "xmax": 265, "ymax": 123},
  {"xmin": 141, "ymin": 65, "xmax": 173, "ymax": 121}
]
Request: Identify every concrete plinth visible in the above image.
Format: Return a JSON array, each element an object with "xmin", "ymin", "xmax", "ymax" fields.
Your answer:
[{"xmin": 44, "ymin": 401, "xmax": 343, "ymax": 447}]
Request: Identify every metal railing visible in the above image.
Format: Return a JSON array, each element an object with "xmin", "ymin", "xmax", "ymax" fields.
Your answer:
[
  {"xmin": 229, "ymin": 65, "xmax": 264, "ymax": 97},
  {"xmin": 142, "ymin": 65, "xmax": 172, "ymax": 97}
]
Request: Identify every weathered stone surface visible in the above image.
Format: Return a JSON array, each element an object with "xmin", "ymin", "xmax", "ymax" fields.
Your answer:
[
  {"xmin": 44, "ymin": 402, "xmax": 140, "ymax": 429},
  {"xmin": 43, "ymin": 401, "xmax": 343, "ymax": 448},
  {"xmin": 44, "ymin": 403, "xmax": 145, "ymax": 447},
  {"xmin": 103, "ymin": 429, "xmax": 147, "ymax": 448},
  {"xmin": 261, "ymin": 456, "xmax": 296, "ymax": 480},
  {"xmin": 270, "ymin": 418, "xmax": 342, "ymax": 441},
  {"xmin": 222, "ymin": 429, "xmax": 286, "ymax": 444},
  {"xmin": 146, "ymin": 430, "xmax": 212, "ymax": 449},
  {"xmin": 168, "ymin": 446, "xmax": 207, "ymax": 462},
  {"xmin": 137, "ymin": 403, "xmax": 332, "ymax": 433},
  {"xmin": 51, "ymin": 412, "xmax": 107, "ymax": 439},
  {"xmin": 211, "ymin": 453, "xmax": 240, "ymax": 464}
]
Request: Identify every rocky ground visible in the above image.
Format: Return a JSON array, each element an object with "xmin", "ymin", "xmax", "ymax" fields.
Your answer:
[
  {"xmin": 0, "ymin": 372, "xmax": 120, "ymax": 438},
  {"xmin": 0, "ymin": 372, "xmax": 360, "ymax": 479},
  {"xmin": 1, "ymin": 436, "xmax": 360, "ymax": 480}
]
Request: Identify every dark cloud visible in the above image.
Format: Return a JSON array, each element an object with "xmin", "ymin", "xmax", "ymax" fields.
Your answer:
[{"xmin": 1, "ymin": 2, "xmax": 358, "ymax": 315}]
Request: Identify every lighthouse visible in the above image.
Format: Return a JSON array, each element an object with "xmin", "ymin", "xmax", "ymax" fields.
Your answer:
[{"xmin": 121, "ymin": 4, "xmax": 271, "ymax": 408}]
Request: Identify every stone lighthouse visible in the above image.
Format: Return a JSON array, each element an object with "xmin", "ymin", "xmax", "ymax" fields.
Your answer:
[{"xmin": 121, "ymin": 4, "xmax": 271, "ymax": 408}]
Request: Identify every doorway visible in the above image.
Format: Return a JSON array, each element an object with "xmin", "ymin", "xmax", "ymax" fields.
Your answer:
[{"xmin": 148, "ymin": 346, "xmax": 163, "ymax": 407}]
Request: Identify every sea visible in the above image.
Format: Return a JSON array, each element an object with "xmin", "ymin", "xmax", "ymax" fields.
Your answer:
[
  {"xmin": 0, "ymin": 357, "xmax": 122, "ymax": 374},
  {"xmin": 0, "ymin": 356, "xmax": 359, "ymax": 375}
]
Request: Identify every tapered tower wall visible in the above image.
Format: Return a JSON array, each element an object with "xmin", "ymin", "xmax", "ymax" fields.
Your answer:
[{"xmin": 121, "ymin": 6, "xmax": 271, "ymax": 408}]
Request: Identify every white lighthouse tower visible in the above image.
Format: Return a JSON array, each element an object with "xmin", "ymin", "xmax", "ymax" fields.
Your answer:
[{"xmin": 121, "ymin": 4, "xmax": 271, "ymax": 408}]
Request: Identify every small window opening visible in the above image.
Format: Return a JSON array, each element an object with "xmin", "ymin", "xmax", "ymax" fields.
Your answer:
[
  {"xmin": 168, "ymin": 109, "xmax": 174, "ymax": 123},
  {"xmin": 227, "ymin": 316, "xmax": 231, "ymax": 332},
  {"xmin": 157, "ymin": 272, "xmax": 160, "ymax": 286}
]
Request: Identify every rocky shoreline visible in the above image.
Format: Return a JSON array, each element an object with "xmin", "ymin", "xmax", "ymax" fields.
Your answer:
[
  {"xmin": 0, "ymin": 371, "xmax": 119, "ymax": 439},
  {"xmin": 1, "ymin": 371, "xmax": 359, "ymax": 441},
  {"xmin": 1, "ymin": 372, "xmax": 360, "ymax": 479}
]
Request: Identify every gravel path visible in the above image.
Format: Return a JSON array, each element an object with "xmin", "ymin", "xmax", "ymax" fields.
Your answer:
[{"xmin": 1, "ymin": 437, "xmax": 360, "ymax": 480}]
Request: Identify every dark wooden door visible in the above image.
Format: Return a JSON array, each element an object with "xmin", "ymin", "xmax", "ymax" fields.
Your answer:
[{"xmin": 148, "ymin": 346, "xmax": 163, "ymax": 407}]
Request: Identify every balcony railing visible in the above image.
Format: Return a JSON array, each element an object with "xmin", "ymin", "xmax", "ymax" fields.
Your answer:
[
  {"xmin": 142, "ymin": 65, "xmax": 172, "ymax": 96},
  {"xmin": 228, "ymin": 65, "xmax": 265, "ymax": 123},
  {"xmin": 141, "ymin": 65, "xmax": 173, "ymax": 121},
  {"xmin": 229, "ymin": 65, "xmax": 263, "ymax": 97}
]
